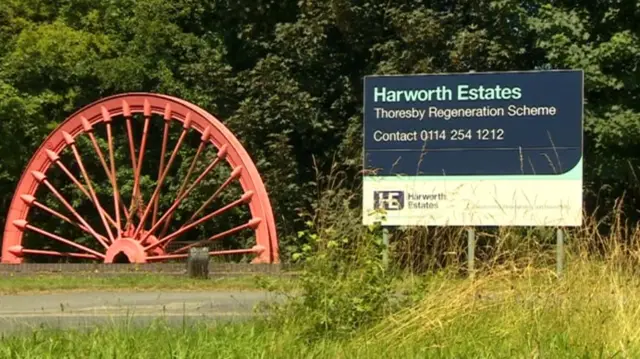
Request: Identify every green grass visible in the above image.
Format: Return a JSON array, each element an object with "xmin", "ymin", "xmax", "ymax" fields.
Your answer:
[
  {"xmin": 0, "ymin": 273, "xmax": 298, "ymax": 294},
  {"xmin": 2, "ymin": 260, "xmax": 640, "ymax": 358},
  {"xmin": 0, "ymin": 271, "xmax": 418, "ymax": 295}
]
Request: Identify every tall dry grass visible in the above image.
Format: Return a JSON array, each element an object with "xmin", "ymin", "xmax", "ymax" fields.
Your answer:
[
  {"xmin": 336, "ymin": 194, "xmax": 640, "ymax": 357},
  {"xmin": 311, "ymin": 158, "xmax": 640, "ymax": 271}
]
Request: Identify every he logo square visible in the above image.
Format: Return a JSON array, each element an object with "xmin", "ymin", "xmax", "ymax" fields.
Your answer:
[{"xmin": 374, "ymin": 191, "xmax": 404, "ymax": 210}]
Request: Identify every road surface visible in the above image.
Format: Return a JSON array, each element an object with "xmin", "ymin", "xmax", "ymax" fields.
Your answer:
[{"xmin": 0, "ymin": 291, "xmax": 281, "ymax": 334}]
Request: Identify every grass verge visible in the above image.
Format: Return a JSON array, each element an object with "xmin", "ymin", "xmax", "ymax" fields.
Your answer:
[{"xmin": 0, "ymin": 273, "xmax": 299, "ymax": 294}]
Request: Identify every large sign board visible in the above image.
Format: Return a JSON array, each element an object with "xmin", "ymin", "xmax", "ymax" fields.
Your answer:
[{"xmin": 362, "ymin": 70, "xmax": 583, "ymax": 227}]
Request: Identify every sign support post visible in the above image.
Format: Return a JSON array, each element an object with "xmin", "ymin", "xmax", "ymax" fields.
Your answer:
[
  {"xmin": 556, "ymin": 228, "xmax": 564, "ymax": 278},
  {"xmin": 382, "ymin": 227, "xmax": 390, "ymax": 269},
  {"xmin": 467, "ymin": 228, "xmax": 476, "ymax": 279}
]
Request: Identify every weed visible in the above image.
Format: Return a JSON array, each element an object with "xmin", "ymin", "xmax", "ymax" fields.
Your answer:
[{"xmin": 259, "ymin": 163, "xmax": 394, "ymax": 342}]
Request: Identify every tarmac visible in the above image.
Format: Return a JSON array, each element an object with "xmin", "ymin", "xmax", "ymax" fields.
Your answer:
[{"xmin": 0, "ymin": 290, "xmax": 279, "ymax": 334}]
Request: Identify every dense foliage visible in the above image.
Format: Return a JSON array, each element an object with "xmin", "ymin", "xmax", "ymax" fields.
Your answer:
[{"xmin": 0, "ymin": 0, "xmax": 639, "ymax": 259}]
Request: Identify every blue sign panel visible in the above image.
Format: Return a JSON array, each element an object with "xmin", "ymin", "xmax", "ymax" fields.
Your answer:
[{"xmin": 363, "ymin": 70, "xmax": 583, "ymax": 176}]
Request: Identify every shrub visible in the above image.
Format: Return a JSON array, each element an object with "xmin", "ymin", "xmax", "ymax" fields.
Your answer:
[{"xmin": 260, "ymin": 163, "xmax": 394, "ymax": 341}]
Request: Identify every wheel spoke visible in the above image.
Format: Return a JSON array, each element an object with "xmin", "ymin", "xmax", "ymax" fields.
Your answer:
[
  {"xmin": 60, "ymin": 132, "xmax": 116, "ymax": 242},
  {"xmin": 9, "ymin": 247, "xmax": 100, "ymax": 260},
  {"xmin": 185, "ymin": 166, "xmax": 242, "ymax": 226},
  {"xmin": 152, "ymin": 104, "xmax": 172, "ymax": 227},
  {"xmin": 143, "ymin": 191, "xmax": 253, "ymax": 251},
  {"xmin": 13, "ymin": 220, "xmax": 106, "ymax": 259},
  {"xmin": 46, "ymin": 150, "xmax": 115, "ymax": 239},
  {"xmin": 20, "ymin": 194, "xmax": 110, "ymax": 245},
  {"xmin": 138, "ymin": 144, "xmax": 228, "ymax": 244},
  {"xmin": 133, "ymin": 113, "xmax": 192, "ymax": 237},
  {"xmin": 146, "ymin": 248, "xmax": 260, "ymax": 261},
  {"xmin": 102, "ymin": 107, "xmax": 122, "ymax": 237},
  {"xmin": 170, "ymin": 218, "xmax": 261, "ymax": 254},
  {"xmin": 81, "ymin": 117, "xmax": 131, "ymax": 225},
  {"xmin": 158, "ymin": 129, "xmax": 210, "ymax": 238},
  {"xmin": 123, "ymin": 100, "xmax": 138, "ymax": 229},
  {"xmin": 31, "ymin": 171, "xmax": 110, "ymax": 250},
  {"xmin": 129, "ymin": 100, "xmax": 152, "ymax": 224}
]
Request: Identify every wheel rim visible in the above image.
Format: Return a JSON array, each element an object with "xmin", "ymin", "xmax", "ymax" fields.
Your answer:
[{"xmin": 2, "ymin": 93, "xmax": 279, "ymax": 264}]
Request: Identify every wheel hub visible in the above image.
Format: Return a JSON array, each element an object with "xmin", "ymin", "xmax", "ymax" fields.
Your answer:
[
  {"xmin": 104, "ymin": 238, "xmax": 146, "ymax": 263},
  {"xmin": 104, "ymin": 228, "xmax": 165, "ymax": 263}
]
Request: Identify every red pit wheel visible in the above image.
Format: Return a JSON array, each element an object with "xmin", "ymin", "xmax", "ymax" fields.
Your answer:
[{"xmin": 1, "ymin": 93, "xmax": 279, "ymax": 264}]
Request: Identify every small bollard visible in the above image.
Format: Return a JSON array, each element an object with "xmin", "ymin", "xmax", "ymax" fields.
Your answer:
[{"xmin": 187, "ymin": 247, "xmax": 210, "ymax": 279}]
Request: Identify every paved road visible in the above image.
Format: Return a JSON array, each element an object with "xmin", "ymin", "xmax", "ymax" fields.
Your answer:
[{"xmin": 0, "ymin": 291, "xmax": 281, "ymax": 334}]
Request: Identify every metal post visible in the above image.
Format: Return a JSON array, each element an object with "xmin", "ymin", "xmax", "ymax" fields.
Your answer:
[
  {"xmin": 556, "ymin": 228, "xmax": 564, "ymax": 278},
  {"xmin": 382, "ymin": 227, "xmax": 390, "ymax": 268},
  {"xmin": 467, "ymin": 228, "xmax": 475, "ymax": 279}
]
